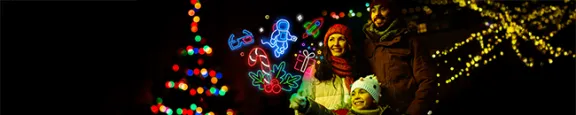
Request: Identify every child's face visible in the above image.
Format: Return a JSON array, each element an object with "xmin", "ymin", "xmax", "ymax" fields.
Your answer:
[{"xmin": 350, "ymin": 88, "xmax": 376, "ymax": 110}]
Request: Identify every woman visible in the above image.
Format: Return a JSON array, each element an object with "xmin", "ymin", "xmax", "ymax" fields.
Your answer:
[{"xmin": 290, "ymin": 24, "xmax": 366, "ymax": 115}]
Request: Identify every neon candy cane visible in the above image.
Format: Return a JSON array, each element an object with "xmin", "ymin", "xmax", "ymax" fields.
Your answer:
[{"xmin": 248, "ymin": 47, "xmax": 272, "ymax": 83}]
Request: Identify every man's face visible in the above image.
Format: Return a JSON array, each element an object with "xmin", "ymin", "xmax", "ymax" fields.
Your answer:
[
  {"xmin": 327, "ymin": 33, "xmax": 347, "ymax": 57},
  {"xmin": 370, "ymin": 4, "xmax": 390, "ymax": 28},
  {"xmin": 350, "ymin": 88, "xmax": 376, "ymax": 110}
]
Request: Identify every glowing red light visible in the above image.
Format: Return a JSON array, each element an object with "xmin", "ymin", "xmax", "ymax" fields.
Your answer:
[
  {"xmin": 339, "ymin": 12, "xmax": 345, "ymax": 17},
  {"xmin": 190, "ymin": 88, "xmax": 197, "ymax": 96},
  {"xmin": 199, "ymin": 48, "xmax": 205, "ymax": 55},
  {"xmin": 191, "ymin": 0, "xmax": 197, "ymax": 4},
  {"xmin": 200, "ymin": 38, "xmax": 207, "ymax": 44},
  {"xmin": 186, "ymin": 45, "xmax": 193, "ymax": 50},
  {"xmin": 206, "ymin": 89, "xmax": 212, "ymax": 96},
  {"xmin": 194, "ymin": 68, "xmax": 200, "ymax": 75},
  {"xmin": 330, "ymin": 12, "xmax": 336, "ymax": 17},
  {"xmin": 172, "ymin": 64, "xmax": 179, "ymax": 72},
  {"xmin": 198, "ymin": 58, "xmax": 204, "ymax": 66},
  {"xmin": 209, "ymin": 70, "xmax": 216, "ymax": 77},
  {"xmin": 151, "ymin": 105, "xmax": 159, "ymax": 114},
  {"xmin": 192, "ymin": 22, "xmax": 198, "ymax": 27}
]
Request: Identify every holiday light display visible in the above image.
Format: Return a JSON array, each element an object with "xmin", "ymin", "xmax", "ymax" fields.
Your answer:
[
  {"xmin": 228, "ymin": 29, "xmax": 255, "ymax": 51},
  {"xmin": 294, "ymin": 49, "xmax": 316, "ymax": 73},
  {"xmin": 302, "ymin": 17, "xmax": 325, "ymax": 39},
  {"xmin": 248, "ymin": 61, "xmax": 302, "ymax": 94},
  {"xmin": 247, "ymin": 47, "xmax": 272, "ymax": 78},
  {"xmin": 424, "ymin": 0, "xmax": 576, "ymax": 110},
  {"xmin": 261, "ymin": 19, "xmax": 298, "ymax": 58},
  {"xmin": 431, "ymin": 0, "xmax": 576, "ymax": 84},
  {"xmin": 152, "ymin": 1, "xmax": 235, "ymax": 115}
]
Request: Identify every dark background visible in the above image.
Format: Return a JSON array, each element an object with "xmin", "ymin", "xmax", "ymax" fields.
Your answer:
[{"xmin": 2, "ymin": 0, "xmax": 574, "ymax": 115}]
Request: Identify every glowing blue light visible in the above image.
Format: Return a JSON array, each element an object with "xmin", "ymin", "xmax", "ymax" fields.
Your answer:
[
  {"xmin": 365, "ymin": 2, "xmax": 370, "ymax": 7},
  {"xmin": 195, "ymin": 113, "xmax": 201, "ymax": 115},
  {"xmin": 216, "ymin": 72, "xmax": 223, "ymax": 79},
  {"xmin": 187, "ymin": 69, "xmax": 194, "ymax": 76},
  {"xmin": 214, "ymin": 89, "xmax": 219, "ymax": 96},
  {"xmin": 202, "ymin": 72, "xmax": 208, "ymax": 78},
  {"xmin": 193, "ymin": 48, "xmax": 199, "ymax": 54},
  {"xmin": 228, "ymin": 29, "xmax": 254, "ymax": 51},
  {"xmin": 261, "ymin": 19, "xmax": 298, "ymax": 58}
]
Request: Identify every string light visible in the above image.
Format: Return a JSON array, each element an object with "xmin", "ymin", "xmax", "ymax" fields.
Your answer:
[
  {"xmin": 432, "ymin": 0, "xmax": 575, "ymax": 85},
  {"xmin": 424, "ymin": 1, "xmax": 576, "ymax": 111}
]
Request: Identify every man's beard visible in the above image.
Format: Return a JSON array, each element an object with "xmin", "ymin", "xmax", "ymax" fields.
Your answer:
[{"xmin": 373, "ymin": 17, "xmax": 391, "ymax": 30}]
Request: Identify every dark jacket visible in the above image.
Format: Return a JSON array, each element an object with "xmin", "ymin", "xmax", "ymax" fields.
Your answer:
[
  {"xmin": 362, "ymin": 21, "xmax": 437, "ymax": 115},
  {"xmin": 300, "ymin": 98, "xmax": 396, "ymax": 115}
]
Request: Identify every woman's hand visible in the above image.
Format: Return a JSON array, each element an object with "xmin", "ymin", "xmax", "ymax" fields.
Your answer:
[{"xmin": 289, "ymin": 93, "xmax": 307, "ymax": 111}]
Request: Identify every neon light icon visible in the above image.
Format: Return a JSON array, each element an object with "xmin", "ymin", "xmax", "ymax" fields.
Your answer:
[
  {"xmin": 261, "ymin": 19, "xmax": 298, "ymax": 58},
  {"xmin": 294, "ymin": 49, "xmax": 316, "ymax": 73},
  {"xmin": 302, "ymin": 17, "xmax": 324, "ymax": 39},
  {"xmin": 248, "ymin": 61, "xmax": 301, "ymax": 94},
  {"xmin": 248, "ymin": 47, "xmax": 272, "ymax": 77},
  {"xmin": 228, "ymin": 29, "xmax": 254, "ymax": 51}
]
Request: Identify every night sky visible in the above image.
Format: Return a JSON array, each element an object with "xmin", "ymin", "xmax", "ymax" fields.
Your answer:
[{"xmin": 2, "ymin": 0, "xmax": 574, "ymax": 115}]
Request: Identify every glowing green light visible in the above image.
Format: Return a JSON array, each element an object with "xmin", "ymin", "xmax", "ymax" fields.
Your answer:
[
  {"xmin": 180, "ymin": 50, "xmax": 187, "ymax": 56},
  {"xmin": 166, "ymin": 108, "xmax": 173, "ymax": 115},
  {"xmin": 177, "ymin": 108, "xmax": 183, "ymax": 114},
  {"xmin": 349, "ymin": 9, "xmax": 353, "ymax": 13},
  {"xmin": 168, "ymin": 81, "xmax": 175, "ymax": 88},
  {"xmin": 156, "ymin": 97, "xmax": 163, "ymax": 104},
  {"xmin": 195, "ymin": 35, "xmax": 202, "ymax": 42},
  {"xmin": 365, "ymin": 2, "xmax": 370, "ymax": 7},
  {"xmin": 191, "ymin": 103, "xmax": 197, "ymax": 110},
  {"xmin": 210, "ymin": 87, "xmax": 216, "ymax": 94},
  {"xmin": 219, "ymin": 90, "xmax": 226, "ymax": 96},
  {"xmin": 357, "ymin": 12, "xmax": 363, "ymax": 17},
  {"xmin": 202, "ymin": 45, "xmax": 210, "ymax": 52}
]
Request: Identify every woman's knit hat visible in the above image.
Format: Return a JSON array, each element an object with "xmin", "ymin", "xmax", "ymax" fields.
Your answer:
[
  {"xmin": 323, "ymin": 24, "xmax": 352, "ymax": 46},
  {"xmin": 351, "ymin": 74, "xmax": 382, "ymax": 102}
]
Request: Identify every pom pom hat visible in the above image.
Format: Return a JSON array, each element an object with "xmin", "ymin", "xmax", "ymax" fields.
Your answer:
[
  {"xmin": 323, "ymin": 24, "xmax": 352, "ymax": 46},
  {"xmin": 350, "ymin": 74, "xmax": 382, "ymax": 102}
]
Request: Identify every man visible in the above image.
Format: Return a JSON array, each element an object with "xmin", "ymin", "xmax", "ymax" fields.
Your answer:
[{"xmin": 362, "ymin": 0, "xmax": 437, "ymax": 115}]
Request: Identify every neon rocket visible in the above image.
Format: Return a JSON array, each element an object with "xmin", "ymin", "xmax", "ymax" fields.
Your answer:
[{"xmin": 302, "ymin": 17, "xmax": 324, "ymax": 39}]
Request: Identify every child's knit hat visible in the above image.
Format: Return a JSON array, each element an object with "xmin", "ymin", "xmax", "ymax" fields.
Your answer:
[{"xmin": 350, "ymin": 74, "xmax": 382, "ymax": 102}]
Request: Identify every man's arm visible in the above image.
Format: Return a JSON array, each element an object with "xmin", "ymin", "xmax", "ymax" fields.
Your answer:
[{"xmin": 407, "ymin": 38, "xmax": 437, "ymax": 115}]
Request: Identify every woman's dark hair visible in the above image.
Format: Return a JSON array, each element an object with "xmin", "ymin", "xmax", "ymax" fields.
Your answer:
[{"xmin": 314, "ymin": 40, "xmax": 360, "ymax": 82}]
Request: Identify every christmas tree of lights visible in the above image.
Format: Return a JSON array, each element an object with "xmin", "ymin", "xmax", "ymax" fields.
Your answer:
[{"xmin": 150, "ymin": 0, "xmax": 236, "ymax": 115}]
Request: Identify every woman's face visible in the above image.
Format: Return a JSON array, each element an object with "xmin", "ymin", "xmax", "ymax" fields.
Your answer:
[
  {"xmin": 350, "ymin": 88, "xmax": 376, "ymax": 110},
  {"xmin": 327, "ymin": 33, "xmax": 348, "ymax": 57},
  {"xmin": 370, "ymin": 4, "xmax": 390, "ymax": 28}
]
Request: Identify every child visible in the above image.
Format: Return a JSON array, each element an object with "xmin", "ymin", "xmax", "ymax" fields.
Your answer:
[{"xmin": 290, "ymin": 75, "xmax": 396, "ymax": 115}]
